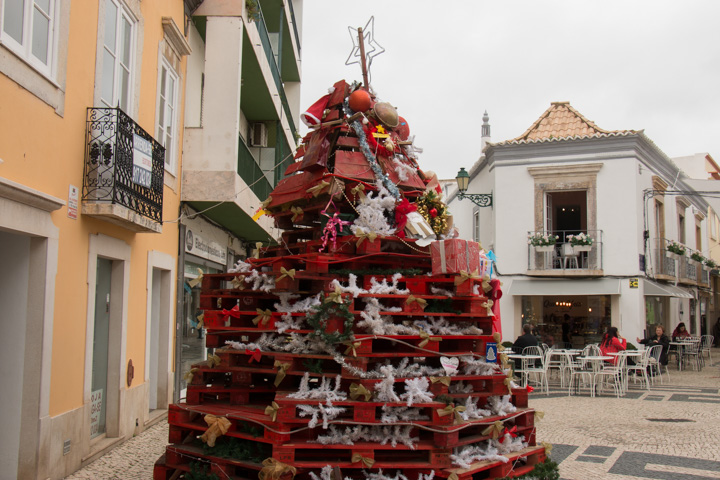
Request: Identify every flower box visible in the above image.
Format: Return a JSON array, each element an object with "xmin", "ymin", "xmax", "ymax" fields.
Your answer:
[
  {"xmin": 533, "ymin": 245, "xmax": 554, "ymax": 253},
  {"xmin": 573, "ymin": 245, "xmax": 592, "ymax": 253}
]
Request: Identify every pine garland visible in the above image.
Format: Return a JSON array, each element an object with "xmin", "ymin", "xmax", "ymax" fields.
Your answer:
[
  {"xmin": 514, "ymin": 458, "xmax": 560, "ymax": 480},
  {"xmin": 186, "ymin": 462, "xmax": 219, "ymax": 480},
  {"xmin": 200, "ymin": 437, "xmax": 270, "ymax": 464},
  {"xmin": 305, "ymin": 294, "xmax": 355, "ymax": 345}
]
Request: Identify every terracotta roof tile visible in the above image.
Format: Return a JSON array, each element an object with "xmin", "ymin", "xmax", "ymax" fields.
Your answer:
[{"xmin": 492, "ymin": 101, "xmax": 637, "ymax": 146}]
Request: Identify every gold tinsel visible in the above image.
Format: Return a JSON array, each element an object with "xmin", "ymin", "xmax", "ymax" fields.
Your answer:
[{"xmin": 416, "ymin": 191, "xmax": 449, "ymax": 236}]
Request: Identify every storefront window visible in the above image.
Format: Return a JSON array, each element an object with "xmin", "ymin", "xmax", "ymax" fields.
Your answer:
[{"xmin": 521, "ymin": 295, "xmax": 611, "ymax": 348}]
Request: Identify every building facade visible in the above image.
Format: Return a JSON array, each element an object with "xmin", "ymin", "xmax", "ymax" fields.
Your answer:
[
  {"xmin": 448, "ymin": 102, "xmax": 710, "ymax": 346},
  {"xmin": 0, "ymin": 0, "xmax": 189, "ymax": 478}
]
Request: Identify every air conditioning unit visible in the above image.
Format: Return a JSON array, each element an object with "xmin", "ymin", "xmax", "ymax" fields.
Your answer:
[{"xmin": 250, "ymin": 123, "xmax": 268, "ymax": 147}]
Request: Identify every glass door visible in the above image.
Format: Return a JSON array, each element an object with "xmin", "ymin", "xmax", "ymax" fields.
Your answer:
[{"xmin": 90, "ymin": 258, "xmax": 112, "ymax": 438}]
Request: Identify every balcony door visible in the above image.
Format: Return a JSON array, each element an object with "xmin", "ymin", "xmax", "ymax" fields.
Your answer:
[{"xmin": 546, "ymin": 190, "xmax": 587, "ymax": 240}]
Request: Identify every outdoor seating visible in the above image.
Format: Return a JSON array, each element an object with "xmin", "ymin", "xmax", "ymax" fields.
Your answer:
[
  {"xmin": 562, "ymin": 243, "xmax": 579, "ymax": 269},
  {"xmin": 681, "ymin": 339, "xmax": 702, "ymax": 371},
  {"xmin": 625, "ymin": 349, "xmax": 651, "ymax": 390},
  {"xmin": 594, "ymin": 353, "xmax": 627, "ymax": 398},
  {"xmin": 700, "ymin": 335, "xmax": 714, "ymax": 362},
  {"xmin": 525, "ymin": 348, "xmax": 551, "ymax": 394},
  {"xmin": 646, "ymin": 344, "xmax": 668, "ymax": 384}
]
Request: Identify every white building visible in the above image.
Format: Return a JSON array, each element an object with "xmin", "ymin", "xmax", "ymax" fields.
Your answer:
[{"xmin": 448, "ymin": 102, "xmax": 711, "ymax": 346}]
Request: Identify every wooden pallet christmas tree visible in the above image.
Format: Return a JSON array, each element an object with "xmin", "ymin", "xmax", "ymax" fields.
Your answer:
[{"xmin": 154, "ymin": 20, "xmax": 549, "ymax": 480}]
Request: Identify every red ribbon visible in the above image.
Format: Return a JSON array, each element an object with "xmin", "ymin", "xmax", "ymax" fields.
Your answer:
[
  {"xmin": 526, "ymin": 384, "xmax": 534, "ymax": 393},
  {"xmin": 499, "ymin": 426, "xmax": 518, "ymax": 443},
  {"xmin": 394, "ymin": 198, "xmax": 417, "ymax": 238},
  {"xmin": 246, "ymin": 348, "xmax": 262, "ymax": 363},
  {"xmin": 222, "ymin": 304, "xmax": 241, "ymax": 319}
]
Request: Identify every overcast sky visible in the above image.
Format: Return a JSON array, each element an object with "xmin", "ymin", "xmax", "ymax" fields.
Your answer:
[{"xmin": 299, "ymin": 0, "xmax": 720, "ymax": 180}]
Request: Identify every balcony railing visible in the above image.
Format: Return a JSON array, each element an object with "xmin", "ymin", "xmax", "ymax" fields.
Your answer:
[
  {"xmin": 527, "ymin": 230, "xmax": 603, "ymax": 272},
  {"xmin": 238, "ymin": 137, "xmax": 272, "ymax": 201},
  {"xmin": 83, "ymin": 108, "xmax": 164, "ymax": 223},
  {"xmin": 656, "ymin": 238, "xmax": 677, "ymax": 277}
]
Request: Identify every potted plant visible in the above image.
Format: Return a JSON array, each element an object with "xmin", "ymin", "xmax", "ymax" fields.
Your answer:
[
  {"xmin": 690, "ymin": 251, "xmax": 705, "ymax": 264},
  {"xmin": 567, "ymin": 233, "xmax": 594, "ymax": 252},
  {"xmin": 528, "ymin": 233, "xmax": 558, "ymax": 252},
  {"xmin": 705, "ymin": 258, "xmax": 717, "ymax": 269},
  {"xmin": 666, "ymin": 240, "xmax": 686, "ymax": 259}
]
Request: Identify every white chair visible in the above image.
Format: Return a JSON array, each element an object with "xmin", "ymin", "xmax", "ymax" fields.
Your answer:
[
  {"xmin": 701, "ymin": 335, "xmax": 714, "ymax": 362},
  {"xmin": 525, "ymin": 348, "xmax": 551, "ymax": 394},
  {"xmin": 594, "ymin": 354, "xmax": 627, "ymax": 398},
  {"xmin": 562, "ymin": 243, "xmax": 579, "ymax": 269},
  {"xmin": 681, "ymin": 339, "xmax": 702, "ymax": 371},
  {"xmin": 625, "ymin": 350, "xmax": 650, "ymax": 390},
  {"xmin": 646, "ymin": 344, "xmax": 668, "ymax": 384}
]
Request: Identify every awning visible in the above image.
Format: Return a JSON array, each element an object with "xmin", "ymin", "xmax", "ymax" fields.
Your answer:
[
  {"xmin": 643, "ymin": 279, "xmax": 694, "ymax": 299},
  {"xmin": 508, "ymin": 278, "xmax": 620, "ymax": 296}
]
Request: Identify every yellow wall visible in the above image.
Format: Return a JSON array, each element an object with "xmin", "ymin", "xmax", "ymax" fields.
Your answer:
[{"xmin": 0, "ymin": 0, "xmax": 185, "ymax": 417}]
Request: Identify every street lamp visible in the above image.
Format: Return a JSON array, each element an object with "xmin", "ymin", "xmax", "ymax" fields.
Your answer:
[{"xmin": 455, "ymin": 167, "xmax": 492, "ymax": 207}]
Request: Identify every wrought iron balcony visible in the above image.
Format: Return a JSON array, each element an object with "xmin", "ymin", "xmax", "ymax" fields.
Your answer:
[
  {"xmin": 82, "ymin": 108, "xmax": 164, "ymax": 232},
  {"xmin": 527, "ymin": 230, "xmax": 603, "ymax": 274}
]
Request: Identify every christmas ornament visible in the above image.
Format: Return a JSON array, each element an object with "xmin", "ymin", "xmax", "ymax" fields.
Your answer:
[{"xmin": 348, "ymin": 89, "xmax": 372, "ymax": 112}]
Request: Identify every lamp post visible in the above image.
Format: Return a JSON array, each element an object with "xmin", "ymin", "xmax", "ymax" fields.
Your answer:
[{"xmin": 455, "ymin": 168, "xmax": 492, "ymax": 207}]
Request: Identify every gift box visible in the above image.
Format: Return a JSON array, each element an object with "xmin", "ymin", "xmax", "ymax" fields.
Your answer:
[{"xmin": 431, "ymin": 239, "xmax": 482, "ymax": 276}]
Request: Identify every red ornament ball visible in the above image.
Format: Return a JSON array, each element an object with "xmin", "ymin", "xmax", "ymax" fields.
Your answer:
[
  {"xmin": 429, "ymin": 208, "xmax": 438, "ymax": 218},
  {"xmin": 396, "ymin": 116, "xmax": 410, "ymax": 140},
  {"xmin": 348, "ymin": 89, "xmax": 372, "ymax": 113}
]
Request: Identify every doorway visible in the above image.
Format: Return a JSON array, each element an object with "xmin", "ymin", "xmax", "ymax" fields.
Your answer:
[
  {"xmin": 91, "ymin": 258, "xmax": 112, "ymax": 438},
  {"xmin": 148, "ymin": 267, "xmax": 172, "ymax": 412},
  {"xmin": 546, "ymin": 191, "xmax": 587, "ymax": 239}
]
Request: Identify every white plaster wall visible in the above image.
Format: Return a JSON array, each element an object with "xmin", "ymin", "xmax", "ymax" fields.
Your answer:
[
  {"xmin": 494, "ymin": 162, "xmax": 536, "ymax": 275},
  {"xmin": 0, "ymin": 231, "xmax": 30, "ymax": 479},
  {"xmin": 184, "ymin": 24, "xmax": 206, "ymax": 128}
]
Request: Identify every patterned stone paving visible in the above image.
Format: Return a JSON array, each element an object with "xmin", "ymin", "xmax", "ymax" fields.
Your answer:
[{"xmin": 65, "ymin": 350, "xmax": 720, "ymax": 479}]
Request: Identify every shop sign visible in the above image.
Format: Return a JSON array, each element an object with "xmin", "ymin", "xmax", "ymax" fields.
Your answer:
[
  {"xmin": 629, "ymin": 278, "xmax": 639, "ymax": 289},
  {"xmin": 89, "ymin": 389, "xmax": 103, "ymax": 438},
  {"xmin": 67, "ymin": 184, "xmax": 78, "ymax": 220},
  {"xmin": 132, "ymin": 133, "xmax": 153, "ymax": 188},
  {"xmin": 185, "ymin": 228, "xmax": 227, "ymax": 265}
]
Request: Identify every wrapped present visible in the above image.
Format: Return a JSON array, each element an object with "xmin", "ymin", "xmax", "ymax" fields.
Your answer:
[{"xmin": 431, "ymin": 239, "xmax": 483, "ymax": 276}]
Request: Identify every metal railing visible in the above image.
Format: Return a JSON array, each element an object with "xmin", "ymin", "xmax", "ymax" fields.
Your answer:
[
  {"xmin": 256, "ymin": 9, "xmax": 297, "ymax": 139},
  {"xmin": 82, "ymin": 107, "xmax": 164, "ymax": 223},
  {"xmin": 527, "ymin": 230, "xmax": 603, "ymax": 271},
  {"xmin": 238, "ymin": 137, "xmax": 272, "ymax": 201},
  {"xmin": 682, "ymin": 257, "xmax": 698, "ymax": 282},
  {"xmin": 287, "ymin": 0, "xmax": 301, "ymax": 57}
]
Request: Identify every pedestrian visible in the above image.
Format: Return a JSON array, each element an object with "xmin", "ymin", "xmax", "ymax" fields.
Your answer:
[
  {"xmin": 637, "ymin": 325, "xmax": 670, "ymax": 366},
  {"xmin": 512, "ymin": 324, "xmax": 540, "ymax": 369}
]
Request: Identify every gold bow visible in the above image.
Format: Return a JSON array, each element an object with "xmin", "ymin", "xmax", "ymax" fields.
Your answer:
[
  {"xmin": 200, "ymin": 414, "xmax": 231, "ymax": 447},
  {"xmin": 254, "ymin": 242, "xmax": 263, "ymax": 259},
  {"xmin": 259, "ymin": 458, "xmax": 297, "ymax": 480},
  {"xmin": 344, "ymin": 341, "xmax": 362, "ymax": 357},
  {"xmin": 324, "ymin": 285, "xmax": 344, "ymax": 304},
  {"xmin": 542, "ymin": 442, "xmax": 553, "ymax": 456},
  {"xmin": 265, "ymin": 401, "xmax": 280, "ymax": 422},
  {"xmin": 351, "ymin": 183, "xmax": 367, "ymax": 200},
  {"xmin": 206, "ymin": 354, "xmax": 221, "ymax": 368},
  {"xmin": 349, "ymin": 383, "xmax": 372, "ymax": 401},
  {"xmin": 492, "ymin": 332, "xmax": 502, "ymax": 344},
  {"xmin": 448, "ymin": 474, "xmax": 459, "ymax": 480},
  {"xmin": 535, "ymin": 410, "xmax": 545, "ymax": 421},
  {"xmin": 253, "ymin": 308, "xmax": 273, "ymax": 327},
  {"xmin": 290, "ymin": 206, "xmax": 304, "ymax": 222},
  {"xmin": 454, "ymin": 269, "xmax": 481, "ymax": 286},
  {"xmin": 430, "ymin": 376, "xmax": 451, "ymax": 387},
  {"xmin": 481, "ymin": 299, "xmax": 494, "ymax": 316},
  {"xmin": 351, "ymin": 453, "xmax": 375, "ymax": 468},
  {"xmin": 504, "ymin": 369, "xmax": 514, "ymax": 394},
  {"xmin": 277, "ymin": 267, "xmax": 296, "ymax": 282},
  {"xmin": 306, "ymin": 180, "xmax": 330, "ymax": 197},
  {"xmin": 418, "ymin": 330, "xmax": 442, "ymax": 348},
  {"xmin": 260, "ymin": 196, "xmax": 273, "ymax": 209},
  {"xmin": 499, "ymin": 352, "xmax": 509, "ymax": 368},
  {"xmin": 231, "ymin": 275, "xmax": 246, "ymax": 290},
  {"xmin": 437, "ymin": 404, "xmax": 466, "ymax": 424},
  {"xmin": 406, "ymin": 295, "xmax": 428, "ymax": 310},
  {"xmin": 274, "ymin": 361, "xmax": 291, "ymax": 386},
  {"xmin": 482, "ymin": 274, "xmax": 492, "ymax": 293},
  {"xmin": 196, "ymin": 313, "xmax": 204, "ymax": 329},
  {"xmin": 188, "ymin": 269, "xmax": 204, "ymax": 288},
  {"xmin": 356, "ymin": 230, "xmax": 378, "ymax": 248},
  {"xmin": 183, "ymin": 368, "xmax": 198, "ymax": 383},
  {"xmin": 482, "ymin": 420, "xmax": 504, "ymax": 439}
]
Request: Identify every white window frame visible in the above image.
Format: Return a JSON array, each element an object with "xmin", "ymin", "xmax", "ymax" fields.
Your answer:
[
  {"xmin": 99, "ymin": 0, "xmax": 136, "ymax": 112},
  {"xmin": 472, "ymin": 207, "xmax": 480, "ymax": 243},
  {"xmin": 0, "ymin": 0, "xmax": 59, "ymax": 79},
  {"xmin": 155, "ymin": 56, "xmax": 179, "ymax": 175}
]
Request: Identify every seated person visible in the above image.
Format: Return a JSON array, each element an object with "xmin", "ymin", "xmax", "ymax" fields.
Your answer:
[
  {"xmin": 599, "ymin": 327, "xmax": 626, "ymax": 365},
  {"xmin": 512, "ymin": 324, "xmax": 540, "ymax": 369},
  {"xmin": 671, "ymin": 322, "xmax": 691, "ymax": 340},
  {"xmin": 637, "ymin": 325, "xmax": 670, "ymax": 366}
]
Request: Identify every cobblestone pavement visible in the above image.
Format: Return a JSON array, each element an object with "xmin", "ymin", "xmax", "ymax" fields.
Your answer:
[{"xmin": 66, "ymin": 349, "xmax": 720, "ymax": 479}]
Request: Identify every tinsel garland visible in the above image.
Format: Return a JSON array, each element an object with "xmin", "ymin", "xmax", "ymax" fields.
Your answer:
[
  {"xmin": 305, "ymin": 294, "xmax": 356, "ymax": 344},
  {"xmin": 343, "ymin": 99, "xmax": 401, "ymax": 199},
  {"xmin": 416, "ymin": 190, "xmax": 449, "ymax": 236}
]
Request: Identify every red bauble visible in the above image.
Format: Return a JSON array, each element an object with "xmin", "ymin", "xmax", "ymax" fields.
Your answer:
[
  {"xmin": 396, "ymin": 116, "xmax": 410, "ymax": 140},
  {"xmin": 429, "ymin": 208, "xmax": 438, "ymax": 218},
  {"xmin": 348, "ymin": 89, "xmax": 372, "ymax": 113}
]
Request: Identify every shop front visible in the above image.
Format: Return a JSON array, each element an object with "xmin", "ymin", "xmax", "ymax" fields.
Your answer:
[
  {"xmin": 643, "ymin": 279, "xmax": 694, "ymax": 337},
  {"xmin": 510, "ymin": 279, "xmax": 620, "ymax": 348}
]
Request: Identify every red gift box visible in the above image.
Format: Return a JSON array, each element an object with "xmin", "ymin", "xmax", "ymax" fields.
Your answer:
[{"xmin": 431, "ymin": 239, "xmax": 482, "ymax": 276}]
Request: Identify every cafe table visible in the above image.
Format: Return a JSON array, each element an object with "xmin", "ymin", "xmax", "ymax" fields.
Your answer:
[
  {"xmin": 607, "ymin": 350, "xmax": 645, "ymax": 390},
  {"xmin": 506, "ymin": 353, "xmax": 543, "ymax": 387},
  {"xmin": 577, "ymin": 355, "xmax": 615, "ymax": 396},
  {"xmin": 548, "ymin": 350, "xmax": 581, "ymax": 386}
]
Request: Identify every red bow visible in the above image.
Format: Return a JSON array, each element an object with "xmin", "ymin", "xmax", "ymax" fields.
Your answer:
[
  {"xmin": 246, "ymin": 348, "xmax": 262, "ymax": 363},
  {"xmin": 526, "ymin": 384, "xmax": 534, "ymax": 393},
  {"xmin": 394, "ymin": 198, "xmax": 417, "ymax": 238},
  {"xmin": 499, "ymin": 426, "xmax": 518, "ymax": 443},
  {"xmin": 222, "ymin": 304, "xmax": 241, "ymax": 319}
]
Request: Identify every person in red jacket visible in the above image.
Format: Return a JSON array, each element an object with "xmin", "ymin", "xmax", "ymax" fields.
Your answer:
[
  {"xmin": 599, "ymin": 327, "xmax": 627, "ymax": 365},
  {"xmin": 671, "ymin": 322, "xmax": 691, "ymax": 340}
]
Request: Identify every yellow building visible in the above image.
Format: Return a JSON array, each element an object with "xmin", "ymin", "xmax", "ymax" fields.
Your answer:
[{"xmin": 0, "ymin": 1, "xmax": 190, "ymax": 478}]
